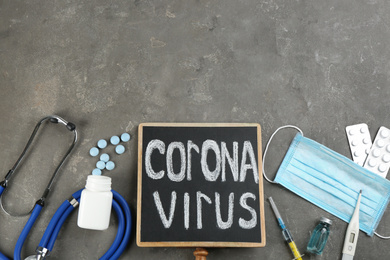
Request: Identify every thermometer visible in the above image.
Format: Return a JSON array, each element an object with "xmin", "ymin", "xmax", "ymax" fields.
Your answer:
[{"xmin": 342, "ymin": 190, "xmax": 362, "ymax": 260}]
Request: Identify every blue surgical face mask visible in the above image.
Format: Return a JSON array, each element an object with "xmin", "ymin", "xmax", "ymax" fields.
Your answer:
[{"xmin": 263, "ymin": 126, "xmax": 390, "ymax": 237}]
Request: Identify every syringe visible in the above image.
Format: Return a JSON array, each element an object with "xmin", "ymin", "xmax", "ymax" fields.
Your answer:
[{"xmin": 269, "ymin": 197, "xmax": 303, "ymax": 260}]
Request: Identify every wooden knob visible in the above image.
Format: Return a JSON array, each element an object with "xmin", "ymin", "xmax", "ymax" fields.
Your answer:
[{"xmin": 193, "ymin": 248, "xmax": 208, "ymax": 260}]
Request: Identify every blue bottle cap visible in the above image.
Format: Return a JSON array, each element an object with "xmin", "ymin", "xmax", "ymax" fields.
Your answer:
[
  {"xmin": 100, "ymin": 153, "xmax": 110, "ymax": 162},
  {"xmin": 106, "ymin": 161, "xmax": 115, "ymax": 171},
  {"xmin": 89, "ymin": 147, "xmax": 99, "ymax": 157},
  {"xmin": 110, "ymin": 136, "xmax": 120, "ymax": 145},
  {"xmin": 96, "ymin": 161, "xmax": 106, "ymax": 170},
  {"xmin": 97, "ymin": 139, "xmax": 107, "ymax": 149},
  {"xmin": 115, "ymin": 145, "xmax": 125, "ymax": 155},
  {"xmin": 121, "ymin": 133, "xmax": 131, "ymax": 142},
  {"xmin": 92, "ymin": 168, "xmax": 102, "ymax": 176}
]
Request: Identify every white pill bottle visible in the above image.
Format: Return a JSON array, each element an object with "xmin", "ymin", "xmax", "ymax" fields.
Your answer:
[{"xmin": 77, "ymin": 175, "xmax": 113, "ymax": 230}]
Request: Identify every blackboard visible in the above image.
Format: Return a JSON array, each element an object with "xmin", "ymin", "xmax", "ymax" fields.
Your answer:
[{"xmin": 137, "ymin": 123, "xmax": 265, "ymax": 247}]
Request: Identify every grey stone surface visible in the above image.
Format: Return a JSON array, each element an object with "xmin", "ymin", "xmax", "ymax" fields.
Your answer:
[{"xmin": 1, "ymin": 0, "xmax": 390, "ymax": 259}]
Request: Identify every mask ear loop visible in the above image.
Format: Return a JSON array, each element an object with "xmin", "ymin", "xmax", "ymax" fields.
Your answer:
[
  {"xmin": 262, "ymin": 125, "xmax": 303, "ymax": 184},
  {"xmin": 375, "ymin": 231, "xmax": 390, "ymax": 239}
]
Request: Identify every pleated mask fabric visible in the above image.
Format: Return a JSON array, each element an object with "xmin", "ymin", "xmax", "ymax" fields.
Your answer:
[{"xmin": 272, "ymin": 133, "xmax": 390, "ymax": 236}]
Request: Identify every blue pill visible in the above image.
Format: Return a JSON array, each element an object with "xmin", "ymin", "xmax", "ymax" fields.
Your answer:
[
  {"xmin": 115, "ymin": 145, "xmax": 125, "ymax": 155},
  {"xmin": 96, "ymin": 161, "xmax": 106, "ymax": 170},
  {"xmin": 100, "ymin": 153, "xmax": 110, "ymax": 162},
  {"xmin": 89, "ymin": 147, "xmax": 99, "ymax": 157},
  {"xmin": 110, "ymin": 136, "xmax": 120, "ymax": 145},
  {"xmin": 97, "ymin": 139, "xmax": 107, "ymax": 149},
  {"xmin": 106, "ymin": 161, "xmax": 115, "ymax": 171},
  {"xmin": 92, "ymin": 168, "xmax": 102, "ymax": 176},
  {"xmin": 121, "ymin": 133, "xmax": 131, "ymax": 142}
]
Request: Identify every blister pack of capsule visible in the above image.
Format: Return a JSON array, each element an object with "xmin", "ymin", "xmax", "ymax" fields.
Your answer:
[
  {"xmin": 346, "ymin": 123, "xmax": 372, "ymax": 166},
  {"xmin": 363, "ymin": 126, "xmax": 390, "ymax": 178}
]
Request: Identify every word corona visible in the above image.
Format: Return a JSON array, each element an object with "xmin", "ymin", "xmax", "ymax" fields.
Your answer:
[{"xmin": 145, "ymin": 139, "xmax": 259, "ymax": 184}]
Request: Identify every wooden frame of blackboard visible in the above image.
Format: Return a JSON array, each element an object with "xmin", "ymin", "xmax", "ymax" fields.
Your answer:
[{"xmin": 137, "ymin": 123, "xmax": 266, "ymax": 247}]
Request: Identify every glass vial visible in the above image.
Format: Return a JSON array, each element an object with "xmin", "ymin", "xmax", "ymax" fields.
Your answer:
[
  {"xmin": 307, "ymin": 217, "xmax": 332, "ymax": 255},
  {"xmin": 77, "ymin": 175, "xmax": 113, "ymax": 230}
]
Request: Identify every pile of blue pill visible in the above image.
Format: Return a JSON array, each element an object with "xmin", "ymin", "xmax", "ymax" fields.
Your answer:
[{"xmin": 89, "ymin": 133, "xmax": 131, "ymax": 175}]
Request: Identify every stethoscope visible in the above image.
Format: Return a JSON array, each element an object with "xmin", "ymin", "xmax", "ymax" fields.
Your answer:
[{"xmin": 0, "ymin": 115, "xmax": 131, "ymax": 260}]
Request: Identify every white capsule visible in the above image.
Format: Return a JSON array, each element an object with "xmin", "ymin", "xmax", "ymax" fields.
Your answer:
[
  {"xmin": 381, "ymin": 129, "xmax": 390, "ymax": 138},
  {"xmin": 354, "ymin": 150, "xmax": 363, "ymax": 157},
  {"xmin": 372, "ymin": 149, "xmax": 381, "ymax": 158},
  {"xmin": 363, "ymin": 138, "xmax": 370, "ymax": 144},
  {"xmin": 368, "ymin": 159, "xmax": 378, "ymax": 167},
  {"xmin": 377, "ymin": 139, "xmax": 385, "ymax": 148},
  {"xmin": 383, "ymin": 154, "xmax": 390, "ymax": 163},
  {"xmin": 378, "ymin": 164, "xmax": 387, "ymax": 173}
]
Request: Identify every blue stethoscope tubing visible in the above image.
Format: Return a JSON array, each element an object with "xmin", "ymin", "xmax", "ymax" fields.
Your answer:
[
  {"xmin": 0, "ymin": 184, "xmax": 43, "ymax": 260},
  {"xmin": 0, "ymin": 187, "xmax": 131, "ymax": 260},
  {"xmin": 0, "ymin": 115, "xmax": 132, "ymax": 259}
]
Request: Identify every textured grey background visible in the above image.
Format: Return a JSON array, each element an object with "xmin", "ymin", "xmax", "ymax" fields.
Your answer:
[{"xmin": 1, "ymin": 0, "xmax": 390, "ymax": 259}]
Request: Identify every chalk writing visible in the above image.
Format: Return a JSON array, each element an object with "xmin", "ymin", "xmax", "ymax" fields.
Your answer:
[
  {"xmin": 239, "ymin": 192, "xmax": 257, "ymax": 229},
  {"xmin": 145, "ymin": 139, "xmax": 258, "ymax": 183},
  {"xmin": 153, "ymin": 191, "xmax": 257, "ymax": 230},
  {"xmin": 215, "ymin": 192, "xmax": 234, "ymax": 229},
  {"xmin": 153, "ymin": 191, "xmax": 177, "ymax": 228}
]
